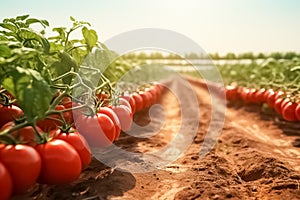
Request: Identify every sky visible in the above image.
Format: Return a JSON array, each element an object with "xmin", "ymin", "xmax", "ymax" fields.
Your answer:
[{"xmin": 1, "ymin": 0, "xmax": 300, "ymax": 54}]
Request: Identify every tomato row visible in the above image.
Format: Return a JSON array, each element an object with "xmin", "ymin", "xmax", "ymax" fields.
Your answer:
[
  {"xmin": 225, "ymin": 85, "xmax": 300, "ymax": 122},
  {"xmin": 0, "ymin": 82, "xmax": 163, "ymax": 200},
  {"xmin": 75, "ymin": 82, "xmax": 163, "ymax": 148}
]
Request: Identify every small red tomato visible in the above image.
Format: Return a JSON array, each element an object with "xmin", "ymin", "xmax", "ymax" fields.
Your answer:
[
  {"xmin": 132, "ymin": 93, "xmax": 143, "ymax": 112},
  {"xmin": 37, "ymin": 105, "xmax": 71, "ymax": 131},
  {"xmin": 282, "ymin": 102, "xmax": 298, "ymax": 122},
  {"xmin": 51, "ymin": 129, "xmax": 91, "ymax": 169},
  {"xmin": 0, "ymin": 105, "xmax": 23, "ymax": 128},
  {"xmin": 281, "ymin": 98, "xmax": 290, "ymax": 112},
  {"xmin": 98, "ymin": 107, "xmax": 121, "ymax": 141},
  {"xmin": 254, "ymin": 88, "xmax": 266, "ymax": 103},
  {"xmin": 274, "ymin": 98, "xmax": 284, "ymax": 115},
  {"xmin": 0, "ymin": 122, "xmax": 43, "ymax": 146},
  {"xmin": 0, "ymin": 162, "xmax": 13, "ymax": 200},
  {"xmin": 240, "ymin": 88, "xmax": 250, "ymax": 102},
  {"xmin": 120, "ymin": 95, "xmax": 136, "ymax": 114},
  {"xmin": 75, "ymin": 113, "xmax": 116, "ymax": 148},
  {"xmin": 266, "ymin": 91, "xmax": 277, "ymax": 108},
  {"xmin": 263, "ymin": 89, "xmax": 273, "ymax": 102},
  {"xmin": 119, "ymin": 97, "xmax": 132, "ymax": 112},
  {"xmin": 0, "ymin": 144, "xmax": 41, "ymax": 194},
  {"xmin": 139, "ymin": 91, "xmax": 151, "ymax": 109},
  {"xmin": 225, "ymin": 85, "xmax": 239, "ymax": 101},
  {"xmin": 112, "ymin": 105, "xmax": 133, "ymax": 132}
]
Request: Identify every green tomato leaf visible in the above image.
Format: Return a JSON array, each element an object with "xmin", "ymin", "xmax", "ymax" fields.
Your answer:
[
  {"xmin": 2, "ymin": 67, "xmax": 52, "ymax": 120},
  {"xmin": 26, "ymin": 18, "xmax": 49, "ymax": 28},
  {"xmin": 0, "ymin": 43, "xmax": 12, "ymax": 57},
  {"xmin": 82, "ymin": 27, "xmax": 98, "ymax": 49},
  {"xmin": 16, "ymin": 15, "xmax": 30, "ymax": 21},
  {"xmin": 17, "ymin": 28, "xmax": 50, "ymax": 53},
  {"xmin": 0, "ymin": 22, "xmax": 17, "ymax": 32},
  {"xmin": 70, "ymin": 16, "xmax": 76, "ymax": 22}
]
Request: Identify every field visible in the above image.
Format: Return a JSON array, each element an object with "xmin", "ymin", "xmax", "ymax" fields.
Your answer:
[{"xmin": 0, "ymin": 15, "xmax": 300, "ymax": 200}]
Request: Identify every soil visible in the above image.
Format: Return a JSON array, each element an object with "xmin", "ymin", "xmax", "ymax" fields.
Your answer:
[{"xmin": 14, "ymin": 76, "xmax": 300, "ymax": 200}]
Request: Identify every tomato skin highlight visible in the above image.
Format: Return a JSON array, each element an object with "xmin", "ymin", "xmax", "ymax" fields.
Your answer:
[
  {"xmin": 75, "ymin": 113, "xmax": 115, "ymax": 148},
  {"xmin": 0, "ymin": 162, "xmax": 13, "ymax": 200},
  {"xmin": 0, "ymin": 144, "xmax": 41, "ymax": 194},
  {"xmin": 98, "ymin": 107, "xmax": 121, "ymax": 141},
  {"xmin": 36, "ymin": 139, "xmax": 82, "ymax": 185},
  {"xmin": 282, "ymin": 102, "xmax": 298, "ymax": 122},
  {"xmin": 0, "ymin": 105, "xmax": 23, "ymax": 128},
  {"xmin": 51, "ymin": 129, "xmax": 92, "ymax": 169}
]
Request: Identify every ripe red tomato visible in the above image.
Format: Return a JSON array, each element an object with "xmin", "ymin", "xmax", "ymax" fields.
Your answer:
[
  {"xmin": 139, "ymin": 91, "xmax": 151, "ymax": 109},
  {"xmin": 112, "ymin": 105, "xmax": 132, "ymax": 132},
  {"xmin": 295, "ymin": 103, "xmax": 300, "ymax": 121},
  {"xmin": 263, "ymin": 89, "xmax": 273, "ymax": 102},
  {"xmin": 120, "ymin": 95, "xmax": 136, "ymax": 114},
  {"xmin": 37, "ymin": 105, "xmax": 71, "ymax": 131},
  {"xmin": 143, "ymin": 88, "xmax": 154, "ymax": 105},
  {"xmin": 36, "ymin": 139, "xmax": 81, "ymax": 184},
  {"xmin": 98, "ymin": 107, "xmax": 121, "ymax": 141},
  {"xmin": 240, "ymin": 88, "xmax": 250, "ymax": 102},
  {"xmin": 51, "ymin": 129, "xmax": 91, "ymax": 169},
  {"xmin": 119, "ymin": 97, "xmax": 132, "ymax": 112},
  {"xmin": 0, "ymin": 162, "xmax": 13, "ymax": 200},
  {"xmin": 132, "ymin": 93, "xmax": 143, "ymax": 112},
  {"xmin": 282, "ymin": 102, "xmax": 298, "ymax": 121},
  {"xmin": 266, "ymin": 91, "xmax": 277, "ymax": 108},
  {"xmin": 0, "ymin": 105, "xmax": 23, "ymax": 128},
  {"xmin": 0, "ymin": 122, "xmax": 43, "ymax": 146},
  {"xmin": 281, "ymin": 98, "xmax": 290, "ymax": 112},
  {"xmin": 254, "ymin": 88, "xmax": 266, "ymax": 103},
  {"xmin": 61, "ymin": 97, "xmax": 72, "ymax": 105},
  {"xmin": 274, "ymin": 98, "xmax": 284, "ymax": 114},
  {"xmin": 0, "ymin": 144, "xmax": 41, "ymax": 194},
  {"xmin": 225, "ymin": 85, "xmax": 239, "ymax": 101},
  {"xmin": 75, "ymin": 113, "xmax": 115, "ymax": 148}
]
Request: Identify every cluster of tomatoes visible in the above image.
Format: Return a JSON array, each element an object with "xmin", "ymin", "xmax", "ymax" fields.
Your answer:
[
  {"xmin": 225, "ymin": 85, "xmax": 300, "ymax": 122},
  {"xmin": 0, "ymin": 82, "xmax": 163, "ymax": 200}
]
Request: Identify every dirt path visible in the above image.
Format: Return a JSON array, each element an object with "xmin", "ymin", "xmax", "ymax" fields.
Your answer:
[{"xmin": 17, "ymin": 77, "xmax": 300, "ymax": 200}]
